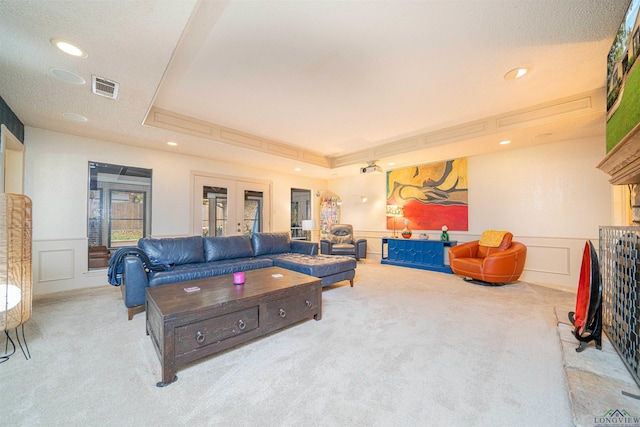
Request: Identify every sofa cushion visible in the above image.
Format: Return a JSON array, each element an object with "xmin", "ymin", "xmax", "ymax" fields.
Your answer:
[
  {"xmin": 251, "ymin": 232, "xmax": 291, "ymax": 256},
  {"xmin": 478, "ymin": 232, "xmax": 513, "ymax": 258},
  {"xmin": 290, "ymin": 240, "xmax": 318, "ymax": 255},
  {"xmin": 147, "ymin": 258, "xmax": 273, "ymax": 287},
  {"xmin": 204, "ymin": 235, "xmax": 254, "ymax": 262},
  {"xmin": 479, "ymin": 230, "xmax": 509, "ymax": 247},
  {"xmin": 332, "ymin": 234, "xmax": 353, "ymax": 244},
  {"xmin": 269, "ymin": 253, "xmax": 356, "ymax": 277},
  {"xmin": 329, "ymin": 225, "xmax": 354, "ymax": 244},
  {"xmin": 138, "ymin": 236, "xmax": 204, "ymax": 266},
  {"xmin": 327, "ymin": 243, "xmax": 355, "ymax": 256}
]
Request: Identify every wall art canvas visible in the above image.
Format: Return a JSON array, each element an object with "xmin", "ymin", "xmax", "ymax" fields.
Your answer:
[
  {"xmin": 319, "ymin": 197, "xmax": 340, "ymax": 239},
  {"xmin": 386, "ymin": 158, "xmax": 468, "ymax": 231}
]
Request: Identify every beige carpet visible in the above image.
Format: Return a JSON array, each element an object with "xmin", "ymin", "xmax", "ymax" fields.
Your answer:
[{"xmin": 1, "ymin": 262, "xmax": 575, "ymax": 426}]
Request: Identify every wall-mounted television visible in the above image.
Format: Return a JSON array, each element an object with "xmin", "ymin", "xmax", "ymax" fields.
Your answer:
[{"xmin": 606, "ymin": 0, "xmax": 640, "ymax": 153}]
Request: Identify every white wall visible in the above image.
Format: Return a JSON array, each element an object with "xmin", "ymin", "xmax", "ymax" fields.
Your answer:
[
  {"xmin": 331, "ymin": 136, "xmax": 613, "ymax": 290},
  {"xmin": 25, "ymin": 126, "xmax": 614, "ymax": 293},
  {"xmin": 25, "ymin": 127, "xmax": 327, "ymax": 295}
]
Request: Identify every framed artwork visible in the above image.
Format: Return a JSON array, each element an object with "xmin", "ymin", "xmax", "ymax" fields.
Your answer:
[
  {"xmin": 319, "ymin": 197, "xmax": 340, "ymax": 239},
  {"xmin": 386, "ymin": 158, "xmax": 468, "ymax": 231}
]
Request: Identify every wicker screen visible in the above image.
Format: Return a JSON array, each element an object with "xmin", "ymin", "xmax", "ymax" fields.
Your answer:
[{"xmin": 0, "ymin": 193, "xmax": 32, "ymax": 332}]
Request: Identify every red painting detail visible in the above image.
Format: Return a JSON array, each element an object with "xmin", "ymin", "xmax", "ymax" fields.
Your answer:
[{"xmin": 387, "ymin": 202, "xmax": 468, "ymax": 231}]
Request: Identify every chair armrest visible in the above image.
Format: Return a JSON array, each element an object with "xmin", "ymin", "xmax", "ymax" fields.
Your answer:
[
  {"xmin": 122, "ymin": 256, "xmax": 150, "ymax": 308},
  {"xmin": 448, "ymin": 241, "xmax": 479, "ymax": 263},
  {"xmin": 356, "ymin": 239, "xmax": 367, "ymax": 259},
  {"xmin": 482, "ymin": 243, "xmax": 527, "ymax": 278},
  {"xmin": 320, "ymin": 239, "xmax": 332, "ymax": 255},
  {"xmin": 291, "ymin": 240, "xmax": 318, "ymax": 255}
]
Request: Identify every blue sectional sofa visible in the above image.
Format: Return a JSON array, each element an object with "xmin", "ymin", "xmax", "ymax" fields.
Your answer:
[{"xmin": 120, "ymin": 232, "xmax": 357, "ymax": 319}]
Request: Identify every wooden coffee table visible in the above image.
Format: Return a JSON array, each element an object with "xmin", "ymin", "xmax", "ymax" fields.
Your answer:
[{"xmin": 145, "ymin": 266, "xmax": 322, "ymax": 386}]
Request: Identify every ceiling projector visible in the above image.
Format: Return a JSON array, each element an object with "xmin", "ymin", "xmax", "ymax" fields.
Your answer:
[{"xmin": 360, "ymin": 164, "xmax": 382, "ymax": 174}]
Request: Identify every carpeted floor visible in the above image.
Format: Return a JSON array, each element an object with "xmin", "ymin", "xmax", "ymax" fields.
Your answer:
[{"xmin": 1, "ymin": 262, "xmax": 576, "ymax": 426}]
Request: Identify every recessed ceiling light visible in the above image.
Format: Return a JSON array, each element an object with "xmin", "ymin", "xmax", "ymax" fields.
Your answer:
[
  {"xmin": 50, "ymin": 68, "xmax": 85, "ymax": 84},
  {"xmin": 388, "ymin": 162, "xmax": 395, "ymax": 166},
  {"xmin": 167, "ymin": 141, "xmax": 178, "ymax": 146},
  {"xmin": 62, "ymin": 112, "xmax": 87, "ymax": 122},
  {"xmin": 50, "ymin": 38, "xmax": 87, "ymax": 58},
  {"xmin": 504, "ymin": 67, "xmax": 529, "ymax": 81},
  {"xmin": 294, "ymin": 167, "xmax": 301, "ymax": 172},
  {"xmin": 499, "ymin": 140, "xmax": 511, "ymax": 145}
]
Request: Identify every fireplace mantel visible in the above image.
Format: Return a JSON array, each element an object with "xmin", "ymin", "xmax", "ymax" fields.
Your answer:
[{"xmin": 598, "ymin": 123, "xmax": 640, "ymax": 185}]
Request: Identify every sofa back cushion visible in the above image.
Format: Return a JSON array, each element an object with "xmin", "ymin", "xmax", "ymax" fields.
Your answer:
[
  {"xmin": 251, "ymin": 232, "xmax": 291, "ymax": 256},
  {"xmin": 204, "ymin": 235, "xmax": 255, "ymax": 262},
  {"xmin": 138, "ymin": 236, "xmax": 204, "ymax": 266},
  {"xmin": 329, "ymin": 224, "xmax": 354, "ymax": 244}
]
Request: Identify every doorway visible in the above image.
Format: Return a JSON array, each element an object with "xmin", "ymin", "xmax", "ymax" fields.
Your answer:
[
  {"xmin": 291, "ymin": 188, "xmax": 311, "ymax": 240},
  {"xmin": 0, "ymin": 124, "xmax": 24, "ymax": 194},
  {"xmin": 193, "ymin": 173, "xmax": 271, "ymax": 237}
]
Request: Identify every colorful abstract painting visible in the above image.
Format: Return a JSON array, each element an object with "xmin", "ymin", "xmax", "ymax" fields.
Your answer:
[{"xmin": 386, "ymin": 158, "xmax": 468, "ymax": 231}]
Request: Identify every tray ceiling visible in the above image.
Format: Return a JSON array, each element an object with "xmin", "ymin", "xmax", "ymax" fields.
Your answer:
[{"xmin": 0, "ymin": 0, "xmax": 631, "ymax": 178}]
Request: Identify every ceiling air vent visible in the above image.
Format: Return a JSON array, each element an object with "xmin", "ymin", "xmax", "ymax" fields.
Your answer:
[{"xmin": 92, "ymin": 75, "xmax": 119, "ymax": 99}]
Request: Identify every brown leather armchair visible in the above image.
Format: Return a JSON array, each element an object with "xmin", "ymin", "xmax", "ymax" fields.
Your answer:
[
  {"xmin": 448, "ymin": 231, "xmax": 526, "ymax": 284},
  {"xmin": 320, "ymin": 224, "xmax": 367, "ymax": 260}
]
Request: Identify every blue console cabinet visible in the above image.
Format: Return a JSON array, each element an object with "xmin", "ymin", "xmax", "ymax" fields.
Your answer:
[{"xmin": 381, "ymin": 238, "xmax": 457, "ymax": 273}]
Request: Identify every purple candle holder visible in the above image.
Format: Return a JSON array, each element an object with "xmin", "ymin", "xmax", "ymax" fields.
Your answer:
[{"xmin": 233, "ymin": 272, "xmax": 245, "ymax": 285}]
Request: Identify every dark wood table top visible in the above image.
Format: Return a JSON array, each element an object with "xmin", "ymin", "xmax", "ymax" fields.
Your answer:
[{"xmin": 146, "ymin": 266, "xmax": 319, "ymax": 317}]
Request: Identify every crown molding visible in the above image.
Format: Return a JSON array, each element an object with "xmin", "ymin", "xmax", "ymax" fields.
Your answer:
[
  {"xmin": 145, "ymin": 89, "xmax": 604, "ymax": 169},
  {"xmin": 331, "ymin": 89, "xmax": 605, "ymax": 167},
  {"xmin": 144, "ymin": 107, "xmax": 331, "ymax": 168}
]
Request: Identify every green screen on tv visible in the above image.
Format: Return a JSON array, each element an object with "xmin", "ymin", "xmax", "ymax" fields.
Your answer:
[{"xmin": 606, "ymin": 0, "xmax": 640, "ymax": 152}]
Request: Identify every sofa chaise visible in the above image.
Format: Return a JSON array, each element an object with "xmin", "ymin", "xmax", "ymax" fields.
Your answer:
[{"xmin": 119, "ymin": 232, "xmax": 356, "ymax": 319}]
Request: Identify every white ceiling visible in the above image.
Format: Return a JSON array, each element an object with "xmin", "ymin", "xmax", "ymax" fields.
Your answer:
[{"xmin": 0, "ymin": 0, "xmax": 631, "ymax": 179}]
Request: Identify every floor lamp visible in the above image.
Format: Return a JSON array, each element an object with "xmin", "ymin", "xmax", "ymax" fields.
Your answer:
[
  {"xmin": 0, "ymin": 194, "xmax": 32, "ymax": 363},
  {"xmin": 301, "ymin": 219, "xmax": 316, "ymax": 241}
]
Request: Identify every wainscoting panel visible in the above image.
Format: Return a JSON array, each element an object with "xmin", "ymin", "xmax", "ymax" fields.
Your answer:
[
  {"xmin": 517, "ymin": 237, "xmax": 593, "ymax": 290},
  {"xmin": 38, "ymin": 249, "xmax": 74, "ymax": 282},
  {"xmin": 523, "ymin": 245, "xmax": 571, "ymax": 275},
  {"xmin": 33, "ymin": 238, "xmax": 109, "ymax": 295}
]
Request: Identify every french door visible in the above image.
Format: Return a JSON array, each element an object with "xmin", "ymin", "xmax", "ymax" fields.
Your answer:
[{"xmin": 193, "ymin": 174, "xmax": 270, "ymax": 237}]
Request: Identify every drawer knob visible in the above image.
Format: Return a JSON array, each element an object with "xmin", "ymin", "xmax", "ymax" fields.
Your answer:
[
  {"xmin": 305, "ymin": 300, "xmax": 312, "ymax": 308},
  {"xmin": 279, "ymin": 308, "xmax": 286, "ymax": 318},
  {"xmin": 195, "ymin": 330, "xmax": 205, "ymax": 344},
  {"xmin": 238, "ymin": 319, "xmax": 246, "ymax": 330}
]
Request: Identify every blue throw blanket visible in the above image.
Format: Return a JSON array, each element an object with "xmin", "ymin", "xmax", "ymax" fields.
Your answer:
[{"xmin": 107, "ymin": 247, "xmax": 167, "ymax": 286}]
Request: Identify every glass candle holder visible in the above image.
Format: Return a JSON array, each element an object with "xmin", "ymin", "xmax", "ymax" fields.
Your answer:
[{"xmin": 233, "ymin": 272, "xmax": 245, "ymax": 285}]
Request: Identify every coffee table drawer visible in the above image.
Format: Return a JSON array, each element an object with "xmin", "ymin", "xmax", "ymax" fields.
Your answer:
[
  {"xmin": 264, "ymin": 291, "xmax": 319, "ymax": 329},
  {"xmin": 175, "ymin": 306, "xmax": 259, "ymax": 355}
]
